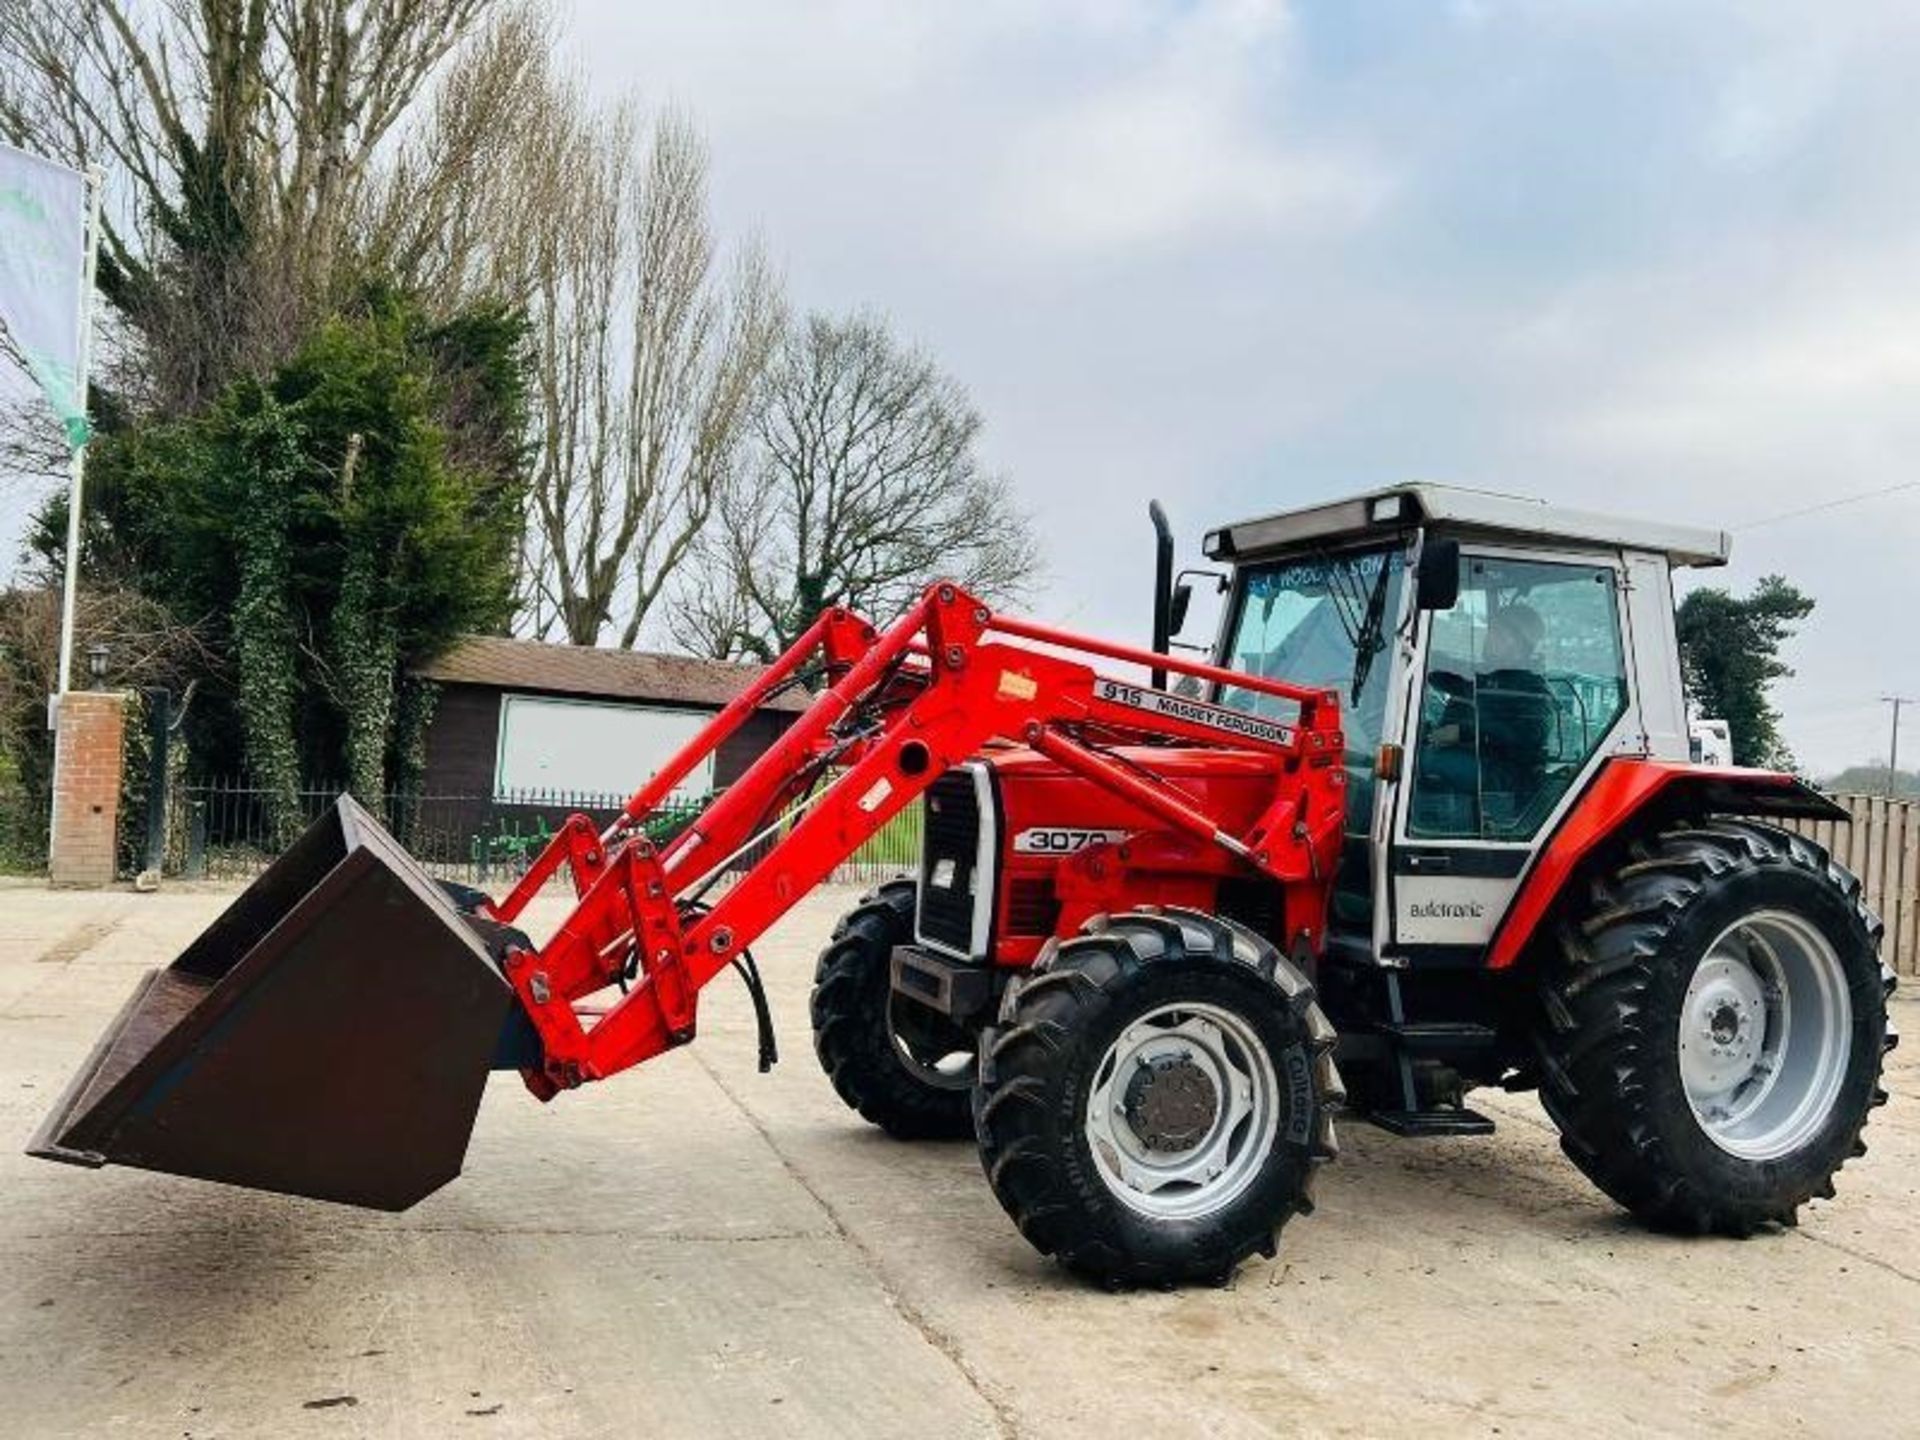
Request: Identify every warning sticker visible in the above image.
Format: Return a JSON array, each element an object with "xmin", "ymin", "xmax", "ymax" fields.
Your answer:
[{"xmin": 996, "ymin": 669, "xmax": 1039, "ymax": 700}]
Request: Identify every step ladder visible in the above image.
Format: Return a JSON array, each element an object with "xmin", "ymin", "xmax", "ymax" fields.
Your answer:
[{"xmin": 1365, "ymin": 972, "xmax": 1497, "ymax": 1137}]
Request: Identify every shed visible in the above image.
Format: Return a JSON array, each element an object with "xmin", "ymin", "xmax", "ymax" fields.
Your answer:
[{"xmin": 413, "ymin": 635, "xmax": 809, "ymax": 805}]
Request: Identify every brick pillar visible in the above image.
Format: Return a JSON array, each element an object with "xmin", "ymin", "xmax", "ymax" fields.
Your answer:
[{"xmin": 50, "ymin": 690, "xmax": 128, "ymax": 887}]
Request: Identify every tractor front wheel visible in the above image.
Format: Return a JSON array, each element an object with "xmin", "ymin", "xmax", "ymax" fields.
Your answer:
[
  {"xmin": 1538, "ymin": 821, "xmax": 1895, "ymax": 1235},
  {"xmin": 811, "ymin": 880, "xmax": 976, "ymax": 1139},
  {"xmin": 976, "ymin": 907, "xmax": 1340, "ymax": 1287}
]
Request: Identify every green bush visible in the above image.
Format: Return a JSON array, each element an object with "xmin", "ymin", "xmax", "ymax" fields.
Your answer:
[{"xmin": 68, "ymin": 289, "xmax": 529, "ymax": 835}]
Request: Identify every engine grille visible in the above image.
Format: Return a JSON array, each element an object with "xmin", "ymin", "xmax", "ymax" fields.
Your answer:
[{"xmin": 918, "ymin": 769, "xmax": 984, "ymax": 954}]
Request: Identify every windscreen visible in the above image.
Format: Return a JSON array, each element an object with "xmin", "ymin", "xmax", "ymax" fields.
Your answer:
[{"xmin": 1218, "ymin": 546, "xmax": 1407, "ymax": 913}]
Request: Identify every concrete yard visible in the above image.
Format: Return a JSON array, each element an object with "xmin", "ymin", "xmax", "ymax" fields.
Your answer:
[{"xmin": 2, "ymin": 880, "xmax": 1917, "ymax": 1439}]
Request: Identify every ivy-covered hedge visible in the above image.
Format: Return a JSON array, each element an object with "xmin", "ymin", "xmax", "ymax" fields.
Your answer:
[{"xmin": 77, "ymin": 289, "xmax": 529, "ymax": 838}]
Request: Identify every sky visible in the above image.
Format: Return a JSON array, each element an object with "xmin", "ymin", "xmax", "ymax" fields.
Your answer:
[
  {"xmin": 6, "ymin": 0, "xmax": 1919, "ymax": 774},
  {"xmin": 553, "ymin": 0, "xmax": 1920, "ymax": 775}
]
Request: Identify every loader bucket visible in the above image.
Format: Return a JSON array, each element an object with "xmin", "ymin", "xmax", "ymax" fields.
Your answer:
[{"xmin": 26, "ymin": 795, "xmax": 520, "ymax": 1210}]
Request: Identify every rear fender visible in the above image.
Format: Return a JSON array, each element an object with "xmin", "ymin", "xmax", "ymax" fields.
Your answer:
[{"xmin": 1486, "ymin": 760, "xmax": 1847, "ymax": 970}]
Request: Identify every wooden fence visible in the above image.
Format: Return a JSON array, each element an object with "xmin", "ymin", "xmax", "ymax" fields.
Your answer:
[{"xmin": 1790, "ymin": 793, "xmax": 1920, "ymax": 977}]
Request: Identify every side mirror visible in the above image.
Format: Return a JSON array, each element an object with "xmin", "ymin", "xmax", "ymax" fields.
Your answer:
[
  {"xmin": 1169, "ymin": 581, "xmax": 1193, "ymax": 635},
  {"xmin": 1416, "ymin": 538, "xmax": 1461, "ymax": 611}
]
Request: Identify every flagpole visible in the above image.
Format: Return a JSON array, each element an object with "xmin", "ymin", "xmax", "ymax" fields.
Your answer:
[{"xmin": 53, "ymin": 168, "xmax": 103, "ymax": 703}]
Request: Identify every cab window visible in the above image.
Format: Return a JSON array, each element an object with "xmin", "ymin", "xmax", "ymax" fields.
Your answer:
[{"xmin": 1409, "ymin": 555, "xmax": 1628, "ymax": 841}]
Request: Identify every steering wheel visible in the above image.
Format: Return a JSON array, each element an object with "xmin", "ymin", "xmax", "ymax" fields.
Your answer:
[{"xmin": 1419, "ymin": 668, "xmax": 1473, "ymax": 731}]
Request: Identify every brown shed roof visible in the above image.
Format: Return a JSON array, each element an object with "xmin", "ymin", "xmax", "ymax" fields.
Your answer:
[{"xmin": 414, "ymin": 635, "xmax": 811, "ymax": 713}]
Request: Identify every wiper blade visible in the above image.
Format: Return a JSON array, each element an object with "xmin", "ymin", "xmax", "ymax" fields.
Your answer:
[
  {"xmin": 1348, "ymin": 556, "xmax": 1393, "ymax": 704},
  {"xmin": 1314, "ymin": 547, "xmax": 1366, "ymax": 649}
]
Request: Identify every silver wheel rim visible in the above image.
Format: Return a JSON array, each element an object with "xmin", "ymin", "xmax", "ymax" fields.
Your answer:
[
  {"xmin": 1084, "ymin": 1001, "xmax": 1280, "ymax": 1220},
  {"xmin": 1679, "ymin": 909, "xmax": 1853, "ymax": 1161}
]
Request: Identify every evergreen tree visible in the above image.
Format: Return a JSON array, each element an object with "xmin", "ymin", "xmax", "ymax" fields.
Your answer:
[{"xmin": 1677, "ymin": 576, "xmax": 1814, "ymax": 770}]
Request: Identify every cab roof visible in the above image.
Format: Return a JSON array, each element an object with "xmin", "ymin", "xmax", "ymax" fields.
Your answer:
[{"xmin": 1203, "ymin": 484, "xmax": 1731, "ymax": 570}]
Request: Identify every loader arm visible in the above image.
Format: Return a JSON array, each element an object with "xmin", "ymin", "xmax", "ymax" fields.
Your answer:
[
  {"xmin": 489, "ymin": 582, "xmax": 1347, "ymax": 1095},
  {"xmin": 27, "ymin": 579, "xmax": 1344, "ymax": 1210}
]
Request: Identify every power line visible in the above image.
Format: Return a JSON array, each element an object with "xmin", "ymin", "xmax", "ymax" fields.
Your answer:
[
  {"xmin": 1785, "ymin": 697, "xmax": 1888, "ymax": 721},
  {"xmin": 1789, "ymin": 717, "xmax": 1892, "ymax": 740},
  {"xmin": 1734, "ymin": 478, "xmax": 1920, "ymax": 532}
]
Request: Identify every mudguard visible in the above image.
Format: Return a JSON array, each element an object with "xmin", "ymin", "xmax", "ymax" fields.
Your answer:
[{"xmin": 1485, "ymin": 760, "xmax": 1847, "ymax": 970}]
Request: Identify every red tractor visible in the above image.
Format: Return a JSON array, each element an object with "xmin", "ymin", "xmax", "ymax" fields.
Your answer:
[{"xmin": 33, "ymin": 485, "xmax": 1895, "ymax": 1287}]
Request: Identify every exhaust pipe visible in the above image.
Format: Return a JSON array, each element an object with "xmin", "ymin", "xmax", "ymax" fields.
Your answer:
[
  {"xmin": 27, "ymin": 795, "xmax": 521, "ymax": 1210},
  {"xmin": 1149, "ymin": 499, "xmax": 1174, "ymax": 690}
]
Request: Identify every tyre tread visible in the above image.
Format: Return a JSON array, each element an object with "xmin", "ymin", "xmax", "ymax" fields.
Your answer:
[
  {"xmin": 811, "ymin": 879, "xmax": 975, "ymax": 1139},
  {"xmin": 975, "ymin": 905, "xmax": 1338, "ymax": 1287},
  {"xmin": 1536, "ymin": 819, "xmax": 1892, "ymax": 1234}
]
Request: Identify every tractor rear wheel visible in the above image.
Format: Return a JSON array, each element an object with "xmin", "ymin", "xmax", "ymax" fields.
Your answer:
[
  {"xmin": 811, "ymin": 880, "xmax": 976, "ymax": 1139},
  {"xmin": 1537, "ymin": 820, "xmax": 1895, "ymax": 1235},
  {"xmin": 975, "ymin": 907, "xmax": 1340, "ymax": 1287}
]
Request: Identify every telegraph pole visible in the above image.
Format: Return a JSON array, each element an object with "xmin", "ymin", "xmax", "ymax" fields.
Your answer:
[{"xmin": 1885, "ymin": 695, "xmax": 1914, "ymax": 797}]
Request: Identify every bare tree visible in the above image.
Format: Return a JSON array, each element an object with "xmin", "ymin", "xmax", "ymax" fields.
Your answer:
[
  {"xmin": 0, "ymin": 323, "xmax": 67, "ymax": 497},
  {"xmin": 465, "ymin": 79, "xmax": 781, "ymax": 646},
  {"xmin": 365, "ymin": 29, "xmax": 784, "ymax": 645},
  {"xmin": 0, "ymin": 576, "xmax": 218, "ymax": 857},
  {"xmin": 0, "ymin": 0, "xmax": 510, "ymax": 414},
  {"xmin": 677, "ymin": 311, "xmax": 1039, "ymax": 662},
  {"xmin": 355, "ymin": 4, "xmax": 554, "ymax": 307}
]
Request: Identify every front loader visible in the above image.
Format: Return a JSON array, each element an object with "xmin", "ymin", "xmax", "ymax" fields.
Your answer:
[{"xmin": 30, "ymin": 484, "xmax": 1897, "ymax": 1287}]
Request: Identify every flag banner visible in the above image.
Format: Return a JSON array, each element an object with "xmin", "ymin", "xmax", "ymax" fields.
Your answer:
[{"xmin": 0, "ymin": 142, "xmax": 91, "ymax": 449}]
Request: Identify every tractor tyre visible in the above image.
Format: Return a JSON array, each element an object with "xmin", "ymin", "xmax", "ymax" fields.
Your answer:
[
  {"xmin": 1537, "ymin": 820, "xmax": 1896, "ymax": 1235},
  {"xmin": 811, "ymin": 879, "xmax": 976, "ymax": 1139},
  {"xmin": 975, "ymin": 907, "xmax": 1341, "ymax": 1288}
]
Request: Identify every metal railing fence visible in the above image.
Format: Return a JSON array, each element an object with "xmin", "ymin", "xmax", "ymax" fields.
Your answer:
[
  {"xmin": 123, "ymin": 775, "xmax": 921, "ymax": 891},
  {"xmin": 10, "ymin": 765, "xmax": 1906, "ymax": 972}
]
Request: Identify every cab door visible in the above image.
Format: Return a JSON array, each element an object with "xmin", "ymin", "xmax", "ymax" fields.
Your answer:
[{"xmin": 1382, "ymin": 546, "xmax": 1641, "ymax": 961}]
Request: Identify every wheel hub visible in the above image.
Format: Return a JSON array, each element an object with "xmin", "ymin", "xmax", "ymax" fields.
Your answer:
[
  {"xmin": 1681, "ymin": 956, "xmax": 1766, "ymax": 1094},
  {"xmin": 1122, "ymin": 1053, "xmax": 1219, "ymax": 1152},
  {"xmin": 1708, "ymin": 1002, "xmax": 1741, "ymax": 1047}
]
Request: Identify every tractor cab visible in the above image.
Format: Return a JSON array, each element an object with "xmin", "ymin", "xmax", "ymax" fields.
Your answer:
[
  {"xmin": 1198, "ymin": 484, "xmax": 1732, "ymax": 973},
  {"xmin": 1198, "ymin": 485, "xmax": 1728, "ymax": 971}
]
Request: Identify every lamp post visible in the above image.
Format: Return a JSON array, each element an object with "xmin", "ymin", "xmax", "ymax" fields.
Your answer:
[{"xmin": 85, "ymin": 642, "xmax": 110, "ymax": 690}]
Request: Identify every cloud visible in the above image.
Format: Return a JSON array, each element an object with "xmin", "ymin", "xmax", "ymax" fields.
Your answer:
[
  {"xmin": 13, "ymin": 0, "xmax": 1916, "ymax": 776},
  {"xmin": 990, "ymin": 80, "xmax": 1389, "ymax": 256},
  {"xmin": 982, "ymin": 2, "xmax": 1392, "ymax": 256},
  {"xmin": 1504, "ymin": 234, "xmax": 1920, "ymax": 477},
  {"xmin": 544, "ymin": 0, "xmax": 1920, "ymax": 773}
]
